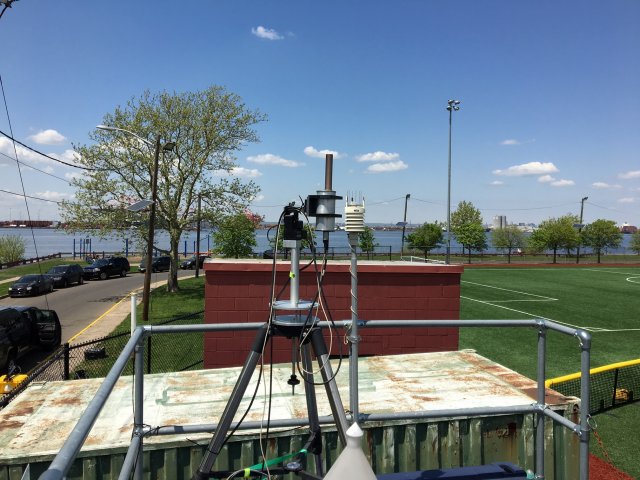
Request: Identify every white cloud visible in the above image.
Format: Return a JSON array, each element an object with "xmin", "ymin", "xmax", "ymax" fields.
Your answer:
[
  {"xmin": 493, "ymin": 161, "xmax": 559, "ymax": 176},
  {"xmin": 550, "ymin": 179, "xmax": 575, "ymax": 187},
  {"xmin": 356, "ymin": 151, "xmax": 400, "ymax": 162},
  {"xmin": 619, "ymin": 170, "xmax": 640, "ymax": 180},
  {"xmin": 252, "ymin": 194, "xmax": 265, "ymax": 202},
  {"xmin": 35, "ymin": 190, "xmax": 72, "ymax": 201},
  {"xmin": 247, "ymin": 153, "xmax": 302, "ymax": 168},
  {"xmin": 538, "ymin": 175, "xmax": 556, "ymax": 183},
  {"xmin": 592, "ymin": 182, "xmax": 622, "ymax": 189},
  {"xmin": 490, "ymin": 180, "xmax": 504, "ymax": 186},
  {"xmin": 51, "ymin": 149, "xmax": 80, "ymax": 164},
  {"xmin": 29, "ymin": 129, "xmax": 67, "ymax": 145},
  {"xmin": 366, "ymin": 161, "xmax": 408, "ymax": 174},
  {"xmin": 618, "ymin": 197, "xmax": 635, "ymax": 204},
  {"xmin": 500, "ymin": 139, "xmax": 521, "ymax": 146},
  {"xmin": 65, "ymin": 171, "xmax": 85, "ymax": 181},
  {"xmin": 231, "ymin": 167, "xmax": 262, "ymax": 178},
  {"xmin": 303, "ymin": 146, "xmax": 344, "ymax": 159},
  {"xmin": 251, "ymin": 26, "xmax": 284, "ymax": 40}
]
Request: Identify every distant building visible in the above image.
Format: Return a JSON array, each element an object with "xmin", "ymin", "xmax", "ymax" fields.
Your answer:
[
  {"xmin": 620, "ymin": 223, "xmax": 638, "ymax": 234},
  {"xmin": 492, "ymin": 215, "xmax": 507, "ymax": 229}
]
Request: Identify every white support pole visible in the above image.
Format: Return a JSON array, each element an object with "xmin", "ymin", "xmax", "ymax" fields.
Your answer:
[{"xmin": 130, "ymin": 292, "xmax": 137, "ymax": 336}]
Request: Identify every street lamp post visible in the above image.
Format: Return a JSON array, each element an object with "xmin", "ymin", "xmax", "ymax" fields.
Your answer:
[
  {"xmin": 96, "ymin": 125, "xmax": 175, "ymax": 322},
  {"xmin": 401, "ymin": 193, "xmax": 410, "ymax": 258},
  {"xmin": 576, "ymin": 196, "xmax": 588, "ymax": 264},
  {"xmin": 195, "ymin": 193, "xmax": 202, "ymax": 278},
  {"xmin": 445, "ymin": 99, "xmax": 461, "ymax": 265}
]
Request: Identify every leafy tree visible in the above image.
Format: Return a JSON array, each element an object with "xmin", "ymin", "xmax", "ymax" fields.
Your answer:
[
  {"xmin": 406, "ymin": 222, "xmax": 443, "ymax": 260},
  {"xmin": 580, "ymin": 219, "xmax": 623, "ymax": 263},
  {"xmin": 630, "ymin": 231, "xmax": 640, "ymax": 255},
  {"xmin": 492, "ymin": 225, "xmax": 527, "ymax": 263},
  {"xmin": 358, "ymin": 226, "xmax": 379, "ymax": 259},
  {"xmin": 60, "ymin": 86, "xmax": 265, "ymax": 292},
  {"xmin": 212, "ymin": 213, "xmax": 257, "ymax": 258},
  {"xmin": 0, "ymin": 235, "xmax": 26, "ymax": 263},
  {"xmin": 451, "ymin": 201, "xmax": 487, "ymax": 263},
  {"xmin": 529, "ymin": 215, "xmax": 579, "ymax": 263}
]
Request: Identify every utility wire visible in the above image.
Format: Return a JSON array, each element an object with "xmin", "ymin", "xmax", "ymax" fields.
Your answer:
[
  {"xmin": 0, "ymin": 188, "xmax": 63, "ymax": 204},
  {"xmin": 0, "ymin": 128, "xmax": 96, "ymax": 170},
  {"xmin": 1, "ymin": 72, "xmax": 50, "ymax": 309},
  {"xmin": 0, "ymin": 0, "xmax": 19, "ymax": 20},
  {"xmin": 0, "ymin": 150, "xmax": 73, "ymax": 184}
]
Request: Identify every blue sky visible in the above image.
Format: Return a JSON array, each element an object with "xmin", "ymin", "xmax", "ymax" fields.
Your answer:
[{"xmin": 1, "ymin": 0, "xmax": 638, "ymax": 226}]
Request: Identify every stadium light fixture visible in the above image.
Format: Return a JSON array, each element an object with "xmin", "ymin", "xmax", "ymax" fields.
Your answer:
[{"xmin": 445, "ymin": 99, "xmax": 461, "ymax": 264}]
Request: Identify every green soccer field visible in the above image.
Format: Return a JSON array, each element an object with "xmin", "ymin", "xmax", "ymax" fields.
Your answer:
[{"xmin": 459, "ymin": 265, "xmax": 640, "ymax": 380}]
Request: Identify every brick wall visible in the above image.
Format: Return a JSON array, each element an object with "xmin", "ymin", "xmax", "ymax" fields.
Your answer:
[{"xmin": 203, "ymin": 260, "xmax": 463, "ymax": 368}]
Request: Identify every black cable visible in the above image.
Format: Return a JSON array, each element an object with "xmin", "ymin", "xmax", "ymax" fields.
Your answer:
[
  {"xmin": 0, "ymin": 150, "xmax": 74, "ymax": 184},
  {"xmin": 0, "ymin": 188, "xmax": 62, "ymax": 204},
  {"xmin": 1, "ymin": 74, "xmax": 50, "ymax": 311},
  {"xmin": 0, "ymin": 128, "xmax": 96, "ymax": 170}
]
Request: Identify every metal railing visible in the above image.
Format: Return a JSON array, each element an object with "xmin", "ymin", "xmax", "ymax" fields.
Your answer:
[{"xmin": 39, "ymin": 318, "xmax": 592, "ymax": 480}]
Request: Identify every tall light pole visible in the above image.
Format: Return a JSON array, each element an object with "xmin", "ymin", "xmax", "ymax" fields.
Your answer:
[
  {"xmin": 96, "ymin": 125, "xmax": 175, "ymax": 322},
  {"xmin": 576, "ymin": 196, "xmax": 588, "ymax": 264},
  {"xmin": 401, "ymin": 193, "xmax": 410, "ymax": 258},
  {"xmin": 445, "ymin": 99, "xmax": 461, "ymax": 265}
]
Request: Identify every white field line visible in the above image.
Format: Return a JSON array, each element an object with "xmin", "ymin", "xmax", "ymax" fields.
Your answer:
[
  {"xmin": 626, "ymin": 276, "xmax": 640, "ymax": 284},
  {"xmin": 460, "ymin": 295, "xmax": 585, "ymax": 329},
  {"xmin": 462, "ymin": 280, "xmax": 558, "ymax": 301},
  {"xmin": 461, "ymin": 280, "xmax": 601, "ymax": 331},
  {"xmin": 583, "ymin": 268, "xmax": 640, "ymax": 275},
  {"xmin": 463, "ymin": 274, "xmax": 639, "ymax": 333}
]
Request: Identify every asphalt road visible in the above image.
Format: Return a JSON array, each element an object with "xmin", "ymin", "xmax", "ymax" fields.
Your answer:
[{"xmin": 1, "ymin": 269, "xmax": 192, "ymax": 343}]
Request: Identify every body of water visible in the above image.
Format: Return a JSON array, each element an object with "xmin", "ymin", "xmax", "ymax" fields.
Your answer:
[{"xmin": 0, "ymin": 227, "xmax": 636, "ymax": 259}]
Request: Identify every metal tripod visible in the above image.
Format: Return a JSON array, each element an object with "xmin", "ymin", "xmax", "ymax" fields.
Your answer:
[{"xmin": 192, "ymin": 320, "xmax": 349, "ymax": 479}]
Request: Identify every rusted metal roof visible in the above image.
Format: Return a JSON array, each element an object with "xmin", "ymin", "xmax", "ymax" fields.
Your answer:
[{"xmin": 0, "ymin": 350, "xmax": 573, "ymax": 465}]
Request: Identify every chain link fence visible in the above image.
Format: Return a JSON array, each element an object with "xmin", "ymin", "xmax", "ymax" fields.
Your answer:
[{"xmin": 1, "ymin": 310, "xmax": 204, "ymax": 410}]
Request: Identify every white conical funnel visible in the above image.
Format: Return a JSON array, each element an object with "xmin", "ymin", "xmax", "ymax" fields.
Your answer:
[{"xmin": 323, "ymin": 423, "xmax": 377, "ymax": 480}]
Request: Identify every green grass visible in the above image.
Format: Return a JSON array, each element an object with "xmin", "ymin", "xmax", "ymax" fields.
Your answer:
[{"xmin": 459, "ymin": 265, "xmax": 640, "ymax": 479}]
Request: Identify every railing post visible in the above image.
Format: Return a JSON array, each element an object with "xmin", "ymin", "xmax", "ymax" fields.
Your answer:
[
  {"xmin": 63, "ymin": 343, "xmax": 70, "ymax": 380},
  {"xmin": 535, "ymin": 320, "xmax": 546, "ymax": 478},
  {"xmin": 578, "ymin": 330, "xmax": 592, "ymax": 480},
  {"xmin": 134, "ymin": 339, "xmax": 145, "ymax": 480},
  {"xmin": 147, "ymin": 336, "xmax": 152, "ymax": 374}
]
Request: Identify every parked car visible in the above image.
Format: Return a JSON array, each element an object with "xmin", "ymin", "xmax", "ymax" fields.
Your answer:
[
  {"xmin": 45, "ymin": 264, "xmax": 84, "ymax": 288},
  {"xmin": 139, "ymin": 256, "xmax": 171, "ymax": 273},
  {"xmin": 83, "ymin": 257, "xmax": 130, "ymax": 280},
  {"xmin": 0, "ymin": 306, "xmax": 61, "ymax": 374},
  {"xmin": 179, "ymin": 255, "xmax": 210, "ymax": 269},
  {"xmin": 8, "ymin": 274, "xmax": 54, "ymax": 297}
]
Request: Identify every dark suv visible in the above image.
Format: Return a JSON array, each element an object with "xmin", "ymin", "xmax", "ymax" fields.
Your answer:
[
  {"xmin": 46, "ymin": 264, "xmax": 84, "ymax": 288},
  {"xmin": 83, "ymin": 257, "xmax": 130, "ymax": 280},
  {"xmin": 179, "ymin": 255, "xmax": 210, "ymax": 269},
  {"xmin": 0, "ymin": 306, "xmax": 61, "ymax": 374},
  {"xmin": 139, "ymin": 256, "xmax": 171, "ymax": 273}
]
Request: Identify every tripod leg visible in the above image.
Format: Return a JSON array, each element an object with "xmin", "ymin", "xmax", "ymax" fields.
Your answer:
[
  {"xmin": 310, "ymin": 328, "xmax": 349, "ymax": 445},
  {"xmin": 301, "ymin": 342, "xmax": 324, "ymax": 476},
  {"xmin": 192, "ymin": 324, "xmax": 269, "ymax": 480}
]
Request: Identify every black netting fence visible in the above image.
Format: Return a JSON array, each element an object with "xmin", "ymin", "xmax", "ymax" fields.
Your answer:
[
  {"xmin": 1, "ymin": 311, "xmax": 204, "ymax": 410},
  {"xmin": 547, "ymin": 360, "xmax": 640, "ymax": 414}
]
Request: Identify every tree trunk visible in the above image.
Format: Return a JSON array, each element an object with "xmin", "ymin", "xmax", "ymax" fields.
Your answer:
[
  {"xmin": 507, "ymin": 248, "xmax": 512, "ymax": 264},
  {"xmin": 597, "ymin": 249, "xmax": 601, "ymax": 264},
  {"xmin": 467, "ymin": 246, "xmax": 471, "ymax": 264},
  {"xmin": 167, "ymin": 234, "xmax": 180, "ymax": 292},
  {"xmin": 553, "ymin": 248, "xmax": 557, "ymax": 264}
]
